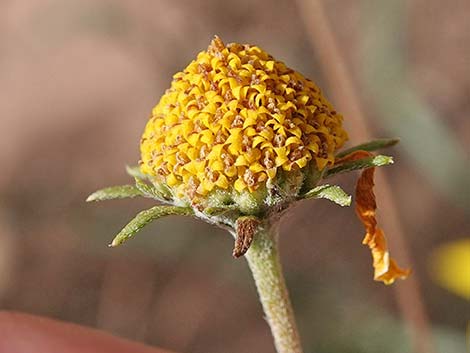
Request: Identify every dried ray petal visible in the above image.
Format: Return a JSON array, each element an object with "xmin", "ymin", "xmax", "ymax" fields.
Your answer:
[
  {"xmin": 338, "ymin": 150, "xmax": 410, "ymax": 284},
  {"xmin": 233, "ymin": 216, "xmax": 260, "ymax": 258},
  {"xmin": 365, "ymin": 229, "xmax": 411, "ymax": 284},
  {"xmin": 334, "ymin": 149, "xmax": 371, "ymax": 165}
]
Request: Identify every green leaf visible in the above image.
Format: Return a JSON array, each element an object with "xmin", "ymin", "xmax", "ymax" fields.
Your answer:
[
  {"xmin": 126, "ymin": 165, "xmax": 147, "ymax": 179},
  {"xmin": 86, "ymin": 185, "xmax": 143, "ymax": 202},
  {"xmin": 335, "ymin": 138, "xmax": 400, "ymax": 158},
  {"xmin": 204, "ymin": 204, "xmax": 238, "ymax": 216},
  {"xmin": 325, "ymin": 155, "xmax": 394, "ymax": 178},
  {"xmin": 110, "ymin": 206, "xmax": 192, "ymax": 247},
  {"xmin": 301, "ymin": 184, "xmax": 351, "ymax": 206},
  {"xmin": 140, "ymin": 178, "xmax": 174, "ymax": 201},
  {"xmin": 130, "ymin": 168, "xmax": 173, "ymax": 201},
  {"xmin": 133, "ymin": 176, "xmax": 171, "ymax": 201},
  {"xmin": 134, "ymin": 177, "xmax": 154, "ymax": 196}
]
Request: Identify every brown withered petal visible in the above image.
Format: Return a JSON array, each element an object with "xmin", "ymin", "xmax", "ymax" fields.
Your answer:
[
  {"xmin": 233, "ymin": 217, "xmax": 260, "ymax": 258},
  {"xmin": 335, "ymin": 150, "xmax": 410, "ymax": 284}
]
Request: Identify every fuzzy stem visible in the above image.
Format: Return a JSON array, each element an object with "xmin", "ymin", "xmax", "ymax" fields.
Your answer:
[{"xmin": 244, "ymin": 224, "xmax": 303, "ymax": 353}]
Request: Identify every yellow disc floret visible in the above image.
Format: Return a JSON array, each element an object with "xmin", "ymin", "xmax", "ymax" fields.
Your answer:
[{"xmin": 140, "ymin": 36, "xmax": 348, "ymax": 199}]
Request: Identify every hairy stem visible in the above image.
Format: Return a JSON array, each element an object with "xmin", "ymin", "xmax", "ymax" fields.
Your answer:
[{"xmin": 244, "ymin": 224, "xmax": 303, "ymax": 353}]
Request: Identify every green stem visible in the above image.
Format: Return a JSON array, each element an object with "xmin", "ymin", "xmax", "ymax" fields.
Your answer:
[{"xmin": 244, "ymin": 224, "xmax": 303, "ymax": 353}]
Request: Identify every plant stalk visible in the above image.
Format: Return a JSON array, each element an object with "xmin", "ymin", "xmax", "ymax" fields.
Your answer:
[{"xmin": 244, "ymin": 224, "xmax": 303, "ymax": 353}]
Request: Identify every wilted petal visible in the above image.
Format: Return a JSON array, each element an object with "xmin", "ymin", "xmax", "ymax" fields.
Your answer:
[
  {"xmin": 337, "ymin": 150, "xmax": 410, "ymax": 284},
  {"xmin": 364, "ymin": 228, "xmax": 410, "ymax": 284}
]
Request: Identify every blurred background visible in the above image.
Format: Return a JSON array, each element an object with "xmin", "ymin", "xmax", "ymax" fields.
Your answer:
[{"xmin": 0, "ymin": 1, "xmax": 468, "ymax": 352}]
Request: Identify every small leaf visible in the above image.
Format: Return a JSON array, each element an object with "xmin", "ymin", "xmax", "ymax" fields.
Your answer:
[
  {"xmin": 126, "ymin": 165, "xmax": 147, "ymax": 179},
  {"xmin": 86, "ymin": 185, "xmax": 143, "ymax": 202},
  {"xmin": 336, "ymin": 138, "xmax": 399, "ymax": 158},
  {"xmin": 204, "ymin": 204, "xmax": 238, "ymax": 216},
  {"xmin": 134, "ymin": 177, "xmax": 155, "ymax": 196},
  {"xmin": 134, "ymin": 176, "xmax": 169, "ymax": 200},
  {"xmin": 110, "ymin": 206, "xmax": 192, "ymax": 247},
  {"xmin": 301, "ymin": 184, "xmax": 351, "ymax": 206},
  {"xmin": 325, "ymin": 155, "xmax": 393, "ymax": 178},
  {"xmin": 133, "ymin": 173, "xmax": 173, "ymax": 201}
]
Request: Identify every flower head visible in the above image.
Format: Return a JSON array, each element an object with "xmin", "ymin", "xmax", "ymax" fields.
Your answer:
[
  {"xmin": 89, "ymin": 36, "xmax": 409, "ymax": 285},
  {"xmin": 140, "ymin": 36, "xmax": 347, "ymax": 204}
]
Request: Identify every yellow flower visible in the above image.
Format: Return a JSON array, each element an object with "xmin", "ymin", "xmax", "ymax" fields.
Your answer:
[
  {"xmin": 88, "ymin": 37, "xmax": 412, "ymax": 353},
  {"xmin": 430, "ymin": 238, "xmax": 470, "ymax": 299},
  {"xmin": 140, "ymin": 36, "xmax": 347, "ymax": 200},
  {"xmin": 92, "ymin": 36, "xmax": 407, "ymax": 283}
]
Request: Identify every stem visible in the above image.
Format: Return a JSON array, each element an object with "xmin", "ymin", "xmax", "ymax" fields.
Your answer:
[{"xmin": 244, "ymin": 224, "xmax": 303, "ymax": 353}]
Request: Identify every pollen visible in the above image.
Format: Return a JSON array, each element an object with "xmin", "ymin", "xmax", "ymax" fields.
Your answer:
[{"xmin": 140, "ymin": 36, "xmax": 348, "ymax": 198}]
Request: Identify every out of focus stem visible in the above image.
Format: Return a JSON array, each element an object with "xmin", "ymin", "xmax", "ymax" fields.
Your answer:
[{"xmin": 245, "ymin": 224, "xmax": 303, "ymax": 353}]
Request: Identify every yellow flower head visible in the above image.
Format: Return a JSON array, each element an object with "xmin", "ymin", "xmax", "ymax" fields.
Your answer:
[
  {"xmin": 90, "ymin": 37, "xmax": 408, "ymax": 285},
  {"xmin": 140, "ymin": 36, "xmax": 347, "ymax": 200}
]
